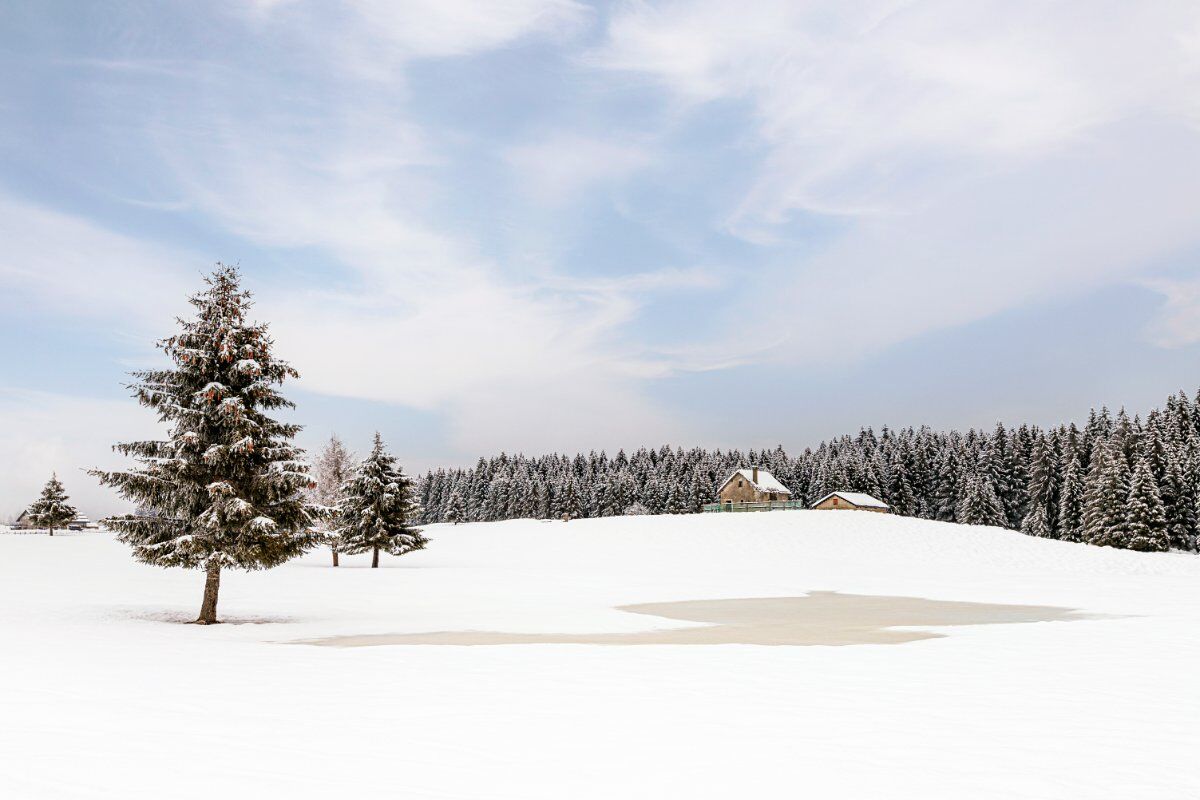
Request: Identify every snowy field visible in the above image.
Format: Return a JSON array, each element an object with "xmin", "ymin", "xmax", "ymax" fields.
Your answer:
[{"xmin": 3, "ymin": 512, "xmax": 1199, "ymax": 799}]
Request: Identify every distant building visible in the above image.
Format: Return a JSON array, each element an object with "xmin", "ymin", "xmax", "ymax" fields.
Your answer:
[
  {"xmin": 810, "ymin": 491, "xmax": 889, "ymax": 513},
  {"xmin": 717, "ymin": 467, "xmax": 793, "ymax": 505},
  {"xmin": 10, "ymin": 511, "xmax": 96, "ymax": 531}
]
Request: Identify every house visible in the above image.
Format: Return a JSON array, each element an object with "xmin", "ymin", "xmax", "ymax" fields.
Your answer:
[
  {"xmin": 11, "ymin": 510, "xmax": 33, "ymax": 530},
  {"xmin": 810, "ymin": 491, "xmax": 889, "ymax": 513},
  {"xmin": 717, "ymin": 467, "xmax": 793, "ymax": 505}
]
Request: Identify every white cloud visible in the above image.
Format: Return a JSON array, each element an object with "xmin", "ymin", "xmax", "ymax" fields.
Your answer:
[
  {"xmin": 0, "ymin": 192, "xmax": 193, "ymax": 333},
  {"xmin": 0, "ymin": 390, "xmax": 164, "ymax": 519},
  {"xmin": 595, "ymin": 0, "xmax": 1200, "ymax": 359},
  {"xmin": 0, "ymin": 1, "xmax": 709, "ymax": 492},
  {"xmin": 1142, "ymin": 277, "xmax": 1200, "ymax": 348},
  {"xmin": 132, "ymin": 6, "xmax": 702, "ymax": 455},
  {"xmin": 242, "ymin": 0, "xmax": 589, "ymax": 78},
  {"xmin": 504, "ymin": 134, "xmax": 654, "ymax": 203}
]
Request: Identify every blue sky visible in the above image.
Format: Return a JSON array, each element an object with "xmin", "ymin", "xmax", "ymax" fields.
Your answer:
[{"xmin": 3, "ymin": 0, "xmax": 1200, "ymax": 516}]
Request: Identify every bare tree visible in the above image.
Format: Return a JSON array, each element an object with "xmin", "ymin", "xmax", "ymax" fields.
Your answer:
[{"xmin": 309, "ymin": 434, "xmax": 354, "ymax": 566}]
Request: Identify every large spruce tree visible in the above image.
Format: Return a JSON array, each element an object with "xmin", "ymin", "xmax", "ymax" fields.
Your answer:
[
  {"xmin": 336, "ymin": 432, "xmax": 427, "ymax": 567},
  {"xmin": 92, "ymin": 264, "xmax": 317, "ymax": 624},
  {"xmin": 26, "ymin": 473, "xmax": 77, "ymax": 536}
]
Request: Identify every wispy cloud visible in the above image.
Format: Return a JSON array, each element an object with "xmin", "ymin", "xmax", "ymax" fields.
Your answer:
[
  {"xmin": 0, "ymin": 192, "xmax": 194, "ymax": 332},
  {"xmin": 0, "ymin": 389, "xmax": 163, "ymax": 518},
  {"xmin": 240, "ymin": 0, "xmax": 590, "ymax": 77},
  {"xmin": 504, "ymin": 133, "xmax": 655, "ymax": 204},
  {"xmin": 594, "ymin": 0, "xmax": 1200, "ymax": 360},
  {"xmin": 1141, "ymin": 277, "xmax": 1200, "ymax": 348}
]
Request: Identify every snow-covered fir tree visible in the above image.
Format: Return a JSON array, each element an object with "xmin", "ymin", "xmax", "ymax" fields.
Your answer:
[
  {"xmin": 1056, "ymin": 451, "xmax": 1085, "ymax": 543},
  {"xmin": 1022, "ymin": 435, "xmax": 1059, "ymax": 538},
  {"xmin": 1082, "ymin": 440, "xmax": 1130, "ymax": 548},
  {"xmin": 444, "ymin": 487, "xmax": 467, "ymax": 525},
  {"xmin": 309, "ymin": 434, "xmax": 354, "ymax": 566},
  {"xmin": 92, "ymin": 264, "xmax": 316, "ymax": 624},
  {"xmin": 25, "ymin": 473, "xmax": 77, "ymax": 536},
  {"xmin": 1124, "ymin": 453, "xmax": 1168, "ymax": 552},
  {"xmin": 336, "ymin": 432, "xmax": 427, "ymax": 567},
  {"xmin": 956, "ymin": 473, "xmax": 1006, "ymax": 527}
]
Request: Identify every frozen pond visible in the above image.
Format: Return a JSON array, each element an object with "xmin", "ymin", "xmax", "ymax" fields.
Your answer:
[{"xmin": 299, "ymin": 591, "xmax": 1093, "ymax": 647}]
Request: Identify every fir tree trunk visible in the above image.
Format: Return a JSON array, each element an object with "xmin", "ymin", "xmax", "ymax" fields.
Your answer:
[
  {"xmin": 371, "ymin": 546, "xmax": 379, "ymax": 568},
  {"xmin": 48, "ymin": 528, "xmax": 54, "ymax": 536},
  {"xmin": 332, "ymin": 547, "xmax": 339, "ymax": 567},
  {"xmin": 195, "ymin": 562, "xmax": 222, "ymax": 624}
]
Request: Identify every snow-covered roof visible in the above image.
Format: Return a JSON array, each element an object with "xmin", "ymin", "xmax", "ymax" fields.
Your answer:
[
  {"xmin": 811, "ymin": 491, "xmax": 889, "ymax": 509},
  {"xmin": 720, "ymin": 468, "xmax": 792, "ymax": 495}
]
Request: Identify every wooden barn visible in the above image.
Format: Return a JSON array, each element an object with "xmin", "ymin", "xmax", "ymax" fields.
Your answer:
[
  {"xmin": 810, "ymin": 491, "xmax": 889, "ymax": 513},
  {"xmin": 717, "ymin": 467, "xmax": 793, "ymax": 505}
]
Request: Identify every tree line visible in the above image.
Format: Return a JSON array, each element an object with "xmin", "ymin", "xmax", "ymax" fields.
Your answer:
[{"xmin": 416, "ymin": 391, "xmax": 1200, "ymax": 553}]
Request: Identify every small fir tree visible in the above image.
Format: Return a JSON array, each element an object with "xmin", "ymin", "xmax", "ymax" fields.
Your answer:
[
  {"xmin": 26, "ymin": 473, "xmax": 77, "ymax": 536},
  {"xmin": 91, "ymin": 264, "xmax": 317, "ymax": 624},
  {"xmin": 336, "ymin": 433, "xmax": 427, "ymax": 567}
]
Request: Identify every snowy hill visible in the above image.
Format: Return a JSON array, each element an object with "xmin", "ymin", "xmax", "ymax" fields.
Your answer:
[{"xmin": 2, "ymin": 512, "xmax": 1198, "ymax": 799}]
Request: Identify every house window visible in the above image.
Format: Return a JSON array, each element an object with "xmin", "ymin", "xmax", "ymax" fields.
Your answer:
[
  {"xmin": 737, "ymin": 480, "xmax": 743, "ymax": 487},
  {"xmin": 832, "ymin": 497, "xmax": 839, "ymax": 505}
]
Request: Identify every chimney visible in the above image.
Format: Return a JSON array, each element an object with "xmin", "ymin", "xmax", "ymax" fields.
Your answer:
[{"xmin": 752, "ymin": 466, "xmax": 759, "ymax": 483}]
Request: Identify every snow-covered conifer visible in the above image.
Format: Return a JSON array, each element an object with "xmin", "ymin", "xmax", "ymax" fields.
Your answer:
[
  {"xmin": 1022, "ymin": 435, "xmax": 1058, "ymax": 538},
  {"xmin": 1056, "ymin": 451, "xmax": 1085, "ymax": 543},
  {"xmin": 956, "ymin": 474, "xmax": 1005, "ymax": 527},
  {"xmin": 1124, "ymin": 454, "xmax": 1168, "ymax": 552},
  {"xmin": 664, "ymin": 481, "xmax": 687, "ymax": 514},
  {"xmin": 934, "ymin": 449, "xmax": 961, "ymax": 522},
  {"xmin": 26, "ymin": 473, "xmax": 77, "ymax": 536},
  {"xmin": 560, "ymin": 474, "xmax": 582, "ymax": 520},
  {"xmin": 887, "ymin": 453, "xmax": 915, "ymax": 517},
  {"xmin": 336, "ymin": 432, "xmax": 427, "ymax": 567},
  {"xmin": 1082, "ymin": 441, "xmax": 1129, "ymax": 547},
  {"xmin": 444, "ymin": 487, "xmax": 467, "ymax": 525},
  {"xmin": 92, "ymin": 264, "xmax": 316, "ymax": 624}
]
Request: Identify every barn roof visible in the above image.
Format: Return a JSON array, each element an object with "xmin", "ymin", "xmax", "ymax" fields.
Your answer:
[
  {"xmin": 720, "ymin": 468, "xmax": 792, "ymax": 495},
  {"xmin": 811, "ymin": 491, "xmax": 889, "ymax": 509}
]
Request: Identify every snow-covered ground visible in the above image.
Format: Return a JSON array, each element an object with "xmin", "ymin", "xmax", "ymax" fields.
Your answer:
[{"xmin": 3, "ymin": 512, "xmax": 1199, "ymax": 799}]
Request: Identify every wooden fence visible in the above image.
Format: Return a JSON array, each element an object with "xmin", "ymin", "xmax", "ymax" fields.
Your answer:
[{"xmin": 702, "ymin": 500, "xmax": 807, "ymax": 513}]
